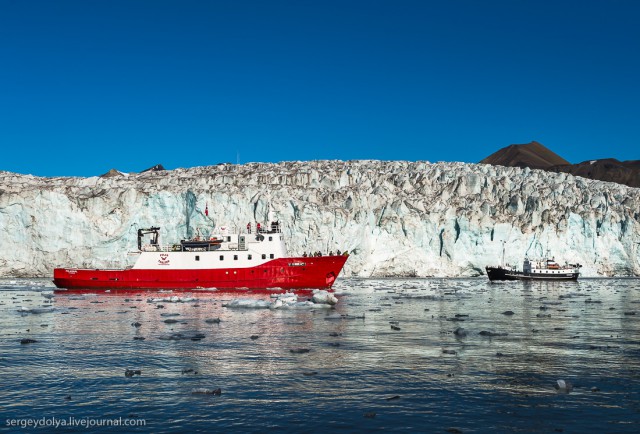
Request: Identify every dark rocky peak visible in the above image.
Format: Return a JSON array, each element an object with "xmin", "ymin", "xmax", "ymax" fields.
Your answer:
[
  {"xmin": 479, "ymin": 141, "xmax": 570, "ymax": 170},
  {"xmin": 100, "ymin": 168, "xmax": 125, "ymax": 178},
  {"xmin": 140, "ymin": 164, "xmax": 166, "ymax": 173}
]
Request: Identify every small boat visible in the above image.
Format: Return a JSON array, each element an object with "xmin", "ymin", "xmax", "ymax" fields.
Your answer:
[
  {"xmin": 53, "ymin": 223, "xmax": 348, "ymax": 292},
  {"xmin": 486, "ymin": 247, "xmax": 581, "ymax": 281}
]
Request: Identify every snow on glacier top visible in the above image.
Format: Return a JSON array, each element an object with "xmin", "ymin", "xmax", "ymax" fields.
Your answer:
[{"xmin": 0, "ymin": 160, "xmax": 638, "ymax": 277}]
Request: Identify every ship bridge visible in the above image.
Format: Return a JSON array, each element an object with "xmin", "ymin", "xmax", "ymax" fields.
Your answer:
[{"xmin": 133, "ymin": 223, "xmax": 289, "ymax": 270}]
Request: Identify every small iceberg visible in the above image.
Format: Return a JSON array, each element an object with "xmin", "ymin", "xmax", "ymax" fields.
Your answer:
[
  {"xmin": 148, "ymin": 296, "xmax": 197, "ymax": 303},
  {"xmin": 17, "ymin": 306, "xmax": 55, "ymax": 314},
  {"xmin": 555, "ymin": 379, "xmax": 573, "ymax": 392},
  {"xmin": 223, "ymin": 299, "xmax": 272, "ymax": 309},
  {"xmin": 312, "ymin": 290, "xmax": 338, "ymax": 306},
  {"xmin": 270, "ymin": 293, "xmax": 312, "ymax": 309},
  {"xmin": 224, "ymin": 292, "xmax": 338, "ymax": 310}
]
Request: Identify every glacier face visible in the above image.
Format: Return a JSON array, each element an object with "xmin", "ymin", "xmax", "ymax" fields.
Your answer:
[{"xmin": 0, "ymin": 160, "xmax": 638, "ymax": 278}]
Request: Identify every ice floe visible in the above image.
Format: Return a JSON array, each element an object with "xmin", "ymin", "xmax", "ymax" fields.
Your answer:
[
  {"xmin": 17, "ymin": 306, "xmax": 55, "ymax": 314},
  {"xmin": 224, "ymin": 291, "xmax": 338, "ymax": 310},
  {"xmin": 147, "ymin": 296, "xmax": 197, "ymax": 303}
]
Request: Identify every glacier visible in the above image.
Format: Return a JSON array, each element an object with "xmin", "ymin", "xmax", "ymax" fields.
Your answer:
[{"xmin": 0, "ymin": 160, "xmax": 638, "ymax": 278}]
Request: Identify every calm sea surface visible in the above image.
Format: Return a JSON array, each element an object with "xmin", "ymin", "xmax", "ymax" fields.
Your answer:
[{"xmin": 1, "ymin": 278, "xmax": 639, "ymax": 433}]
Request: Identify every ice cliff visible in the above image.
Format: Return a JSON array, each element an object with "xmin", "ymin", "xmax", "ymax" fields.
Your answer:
[{"xmin": 0, "ymin": 160, "xmax": 638, "ymax": 277}]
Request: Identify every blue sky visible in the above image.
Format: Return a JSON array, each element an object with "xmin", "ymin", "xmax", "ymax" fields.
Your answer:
[{"xmin": 1, "ymin": 0, "xmax": 639, "ymax": 177}]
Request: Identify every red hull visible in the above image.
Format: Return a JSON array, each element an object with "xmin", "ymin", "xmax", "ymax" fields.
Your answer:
[{"xmin": 53, "ymin": 256, "xmax": 347, "ymax": 292}]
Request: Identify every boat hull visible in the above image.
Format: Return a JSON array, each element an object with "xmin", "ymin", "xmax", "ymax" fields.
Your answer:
[
  {"xmin": 513, "ymin": 272, "xmax": 579, "ymax": 281},
  {"xmin": 486, "ymin": 266, "xmax": 579, "ymax": 282},
  {"xmin": 485, "ymin": 266, "xmax": 519, "ymax": 281},
  {"xmin": 53, "ymin": 256, "xmax": 347, "ymax": 292}
]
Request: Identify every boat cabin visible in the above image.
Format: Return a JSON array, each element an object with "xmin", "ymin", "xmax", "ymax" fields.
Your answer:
[{"xmin": 134, "ymin": 225, "xmax": 289, "ymax": 270}]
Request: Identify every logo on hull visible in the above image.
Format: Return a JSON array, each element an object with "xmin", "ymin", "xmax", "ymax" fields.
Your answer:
[{"xmin": 158, "ymin": 253, "xmax": 170, "ymax": 265}]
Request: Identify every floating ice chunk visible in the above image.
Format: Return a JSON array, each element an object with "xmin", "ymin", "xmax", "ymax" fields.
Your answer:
[
  {"xmin": 270, "ymin": 292, "xmax": 298, "ymax": 308},
  {"xmin": 312, "ymin": 290, "xmax": 338, "ymax": 305},
  {"xmin": 41, "ymin": 291, "xmax": 55, "ymax": 299},
  {"xmin": 271, "ymin": 292, "xmax": 336, "ymax": 309},
  {"xmin": 148, "ymin": 296, "xmax": 197, "ymax": 303},
  {"xmin": 216, "ymin": 289, "xmax": 342, "ymax": 310},
  {"xmin": 273, "ymin": 300, "xmax": 323, "ymax": 309},
  {"xmin": 271, "ymin": 293, "xmax": 301, "ymax": 309},
  {"xmin": 223, "ymin": 298, "xmax": 272, "ymax": 309},
  {"xmin": 271, "ymin": 298, "xmax": 285, "ymax": 309},
  {"xmin": 17, "ymin": 306, "xmax": 55, "ymax": 314},
  {"xmin": 309, "ymin": 302, "xmax": 334, "ymax": 309},
  {"xmin": 224, "ymin": 293, "xmax": 335, "ymax": 310},
  {"xmin": 555, "ymin": 379, "xmax": 573, "ymax": 392}
]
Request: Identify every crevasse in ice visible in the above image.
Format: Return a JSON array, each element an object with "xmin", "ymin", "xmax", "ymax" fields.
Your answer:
[{"xmin": 0, "ymin": 160, "xmax": 638, "ymax": 277}]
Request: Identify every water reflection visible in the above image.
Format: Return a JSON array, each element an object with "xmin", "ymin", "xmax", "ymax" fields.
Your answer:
[{"xmin": 0, "ymin": 277, "xmax": 639, "ymax": 432}]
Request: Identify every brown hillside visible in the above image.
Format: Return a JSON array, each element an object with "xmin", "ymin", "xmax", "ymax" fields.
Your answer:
[
  {"xmin": 480, "ymin": 141, "xmax": 570, "ymax": 170},
  {"xmin": 549, "ymin": 159, "xmax": 640, "ymax": 188},
  {"xmin": 480, "ymin": 141, "xmax": 639, "ymax": 188}
]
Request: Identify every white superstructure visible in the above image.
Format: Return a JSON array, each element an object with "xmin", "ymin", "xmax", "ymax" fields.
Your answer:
[{"xmin": 132, "ymin": 226, "xmax": 288, "ymax": 270}]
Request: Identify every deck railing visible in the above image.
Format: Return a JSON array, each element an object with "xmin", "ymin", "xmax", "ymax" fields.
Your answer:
[{"xmin": 139, "ymin": 223, "xmax": 283, "ymax": 252}]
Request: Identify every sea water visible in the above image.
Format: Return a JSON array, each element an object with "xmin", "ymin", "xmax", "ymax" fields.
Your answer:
[{"xmin": 1, "ymin": 278, "xmax": 639, "ymax": 433}]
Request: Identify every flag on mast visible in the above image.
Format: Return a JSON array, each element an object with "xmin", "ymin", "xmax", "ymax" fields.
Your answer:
[{"xmin": 205, "ymin": 202, "xmax": 209, "ymax": 217}]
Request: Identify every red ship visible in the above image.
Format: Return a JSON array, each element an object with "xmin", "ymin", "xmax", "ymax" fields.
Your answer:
[{"xmin": 53, "ymin": 223, "xmax": 348, "ymax": 292}]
